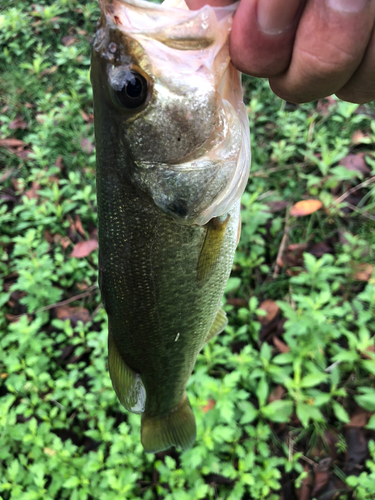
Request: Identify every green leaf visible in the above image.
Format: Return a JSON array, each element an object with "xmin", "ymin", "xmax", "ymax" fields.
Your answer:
[
  {"xmin": 256, "ymin": 376, "xmax": 269, "ymax": 407},
  {"xmin": 365, "ymin": 414, "xmax": 375, "ymax": 430},
  {"xmin": 361, "ymin": 360, "xmax": 375, "ymax": 376},
  {"xmin": 273, "ymin": 353, "xmax": 294, "ymax": 365},
  {"xmin": 296, "ymin": 403, "xmax": 324, "ymax": 427},
  {"xmin": 300, "ymin": 372, "xmax": 328, "ymax": 388},
  {"xmin": 239, "ymin": 401, "xmax": 258, "ymax": 424},
  {"xmin": 261, "ymin": 400, "xmax": 293, "ymax": 423},
  {"xmin": 355, "ymin": 394, "xmax": 375, "ymax": 412},
  {"xmin": 225, "ymin": 277, "xmax": 241, "ymax": 294},
  {"xmin": 332, "ymin": 401, "xmax": 350, "ymax": 423},
  {"xmin": 63, "ymin": 477, "xmax": 80, "ymax": 489}
]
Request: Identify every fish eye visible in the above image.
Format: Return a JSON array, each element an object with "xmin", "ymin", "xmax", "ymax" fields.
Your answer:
[{"xmin": 112, "ymin": 70, "xmax": 148, "ymax": 110}]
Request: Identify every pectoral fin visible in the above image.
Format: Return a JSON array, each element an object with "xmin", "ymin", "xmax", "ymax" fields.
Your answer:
[
  {"xmin": 108, "ymin": 330, "xmax": 146, "ymax": 414},
  {"xmin": 236, "ymin": 213, "xmax": 241, "ymax": 247},
  {"xmin": 201, "ymin": 307, "xmax": 228, "ymax": 348},
  {"xmin": 197, "ymin": 214, "xmax": 230, "ymax": 285}
]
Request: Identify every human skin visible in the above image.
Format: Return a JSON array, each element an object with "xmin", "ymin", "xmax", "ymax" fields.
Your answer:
[{"xmin": 185, "ymin": 0, "xmax": 375, "ymax": 104}]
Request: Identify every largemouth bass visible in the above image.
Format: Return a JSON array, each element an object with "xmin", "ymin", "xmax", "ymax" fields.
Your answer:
[{"xmin": 91, "ymin": 0, "xmax": 250, "ymax": 453}]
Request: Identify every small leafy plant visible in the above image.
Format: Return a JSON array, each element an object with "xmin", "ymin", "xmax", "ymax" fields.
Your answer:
[{"xmin": 1, "ymin": 1, "xmax": 375, "ymax": 499}]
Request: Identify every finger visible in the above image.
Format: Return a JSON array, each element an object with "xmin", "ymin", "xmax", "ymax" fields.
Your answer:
[
  {"xmin": 186, "ymin": 0, "xmax": 306, "ymax": 78},
  {"xmin": 336, "ymin": 24, "xmax": 375, "ymax": 103},
  {"xmin": 229, "ymin": 0, "xmax": 306, "ymax": 77},
  {"xmin": 269, "ymin": 0, "xmax": 375, "ymax": 103}
]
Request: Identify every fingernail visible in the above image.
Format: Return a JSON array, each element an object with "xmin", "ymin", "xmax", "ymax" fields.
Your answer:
[
  {"xmin": 327, "ymin": 0, "xmax": 369, "ymax": 13},
  {"xmin": 257, "ymin": 0, "xmax": 302, "ymax": 35}
]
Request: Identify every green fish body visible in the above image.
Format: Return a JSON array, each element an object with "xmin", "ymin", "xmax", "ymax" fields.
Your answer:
[{"xmin": 91, "ymin": 0, "xmax": 250, "ymax": 453}]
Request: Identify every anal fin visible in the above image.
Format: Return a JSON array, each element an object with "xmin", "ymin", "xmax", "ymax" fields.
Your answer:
[{"xmin": 108, "ymin": 330, "xmax": 146, "ymax": 414}]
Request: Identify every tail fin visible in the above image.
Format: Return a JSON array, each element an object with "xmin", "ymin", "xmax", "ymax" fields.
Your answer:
[{"xmin": 141, "ymin": 395, "xmax": 196, "ymax": 453}]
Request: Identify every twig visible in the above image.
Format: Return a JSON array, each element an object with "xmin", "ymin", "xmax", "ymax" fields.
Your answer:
[
  {"xmin": 89, "ymin": 302, "xmax": 103, "ymax": 321},
  {"xmin": 345, "ymin": 202, "xmax": 375, "ymax": 221},
  {"xmin": 333, "ymin": 175, "xmax": 375, "ymax": 206},
  {"xmin": 325, "ymin": 360, "xmax": 342, "ymax": 373},
  {"xmin": 257, "ymin": 190, "xmax": 276, "ymax": 201},
  {"xmin": 300, "ymin": 455, "xmax": 318, "ymax": 468},
  {"xmin": 12, "ymin": 284, "xmax": 98, "ymax": 320},
  {"xmin": 273, "ymin": 206, "xmax": 291, "ymax": 278},
  {"xmin": 288, "ymin": 432, "xmax": 294, "ymax": 462},
  {"xmin": 251, "ymin": 165, "xmax": 295, "ymax": 178}
]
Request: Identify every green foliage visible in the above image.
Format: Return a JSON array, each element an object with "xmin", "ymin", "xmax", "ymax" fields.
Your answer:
[
  {"xmin": 346, "ymin": 441, "xmax": 375, "ymax": 499},
  {"xmin": 1, "ymin": 1, "xmax": 375, "ymax": 499}
]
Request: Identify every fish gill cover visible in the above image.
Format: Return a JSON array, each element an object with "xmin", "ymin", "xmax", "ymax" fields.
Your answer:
[{"xmin": 93, "ymin": 0, "xmax": 250, "ymax": 225}]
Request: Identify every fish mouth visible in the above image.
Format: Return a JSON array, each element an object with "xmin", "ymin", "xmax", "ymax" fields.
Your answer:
[{"xmin": 98, "ymin": 0, "xmax": 238, "ymax": 40}]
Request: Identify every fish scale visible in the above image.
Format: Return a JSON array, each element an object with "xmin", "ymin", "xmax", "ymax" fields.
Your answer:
[{"xmin": 91, "ymin": 0, "xmax": 250, "ymax": 453}]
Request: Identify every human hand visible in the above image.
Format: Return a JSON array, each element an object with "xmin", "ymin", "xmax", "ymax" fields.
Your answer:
[{"xmin": 185, "ymin": 0, "xmax": 375, "ymax": 104}]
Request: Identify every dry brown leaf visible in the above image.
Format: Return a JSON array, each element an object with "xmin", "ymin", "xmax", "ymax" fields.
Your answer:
[
  {"xmin": 25, "ymin": 181, "xmax": 40, "ymax": 200},
  {"xmin": 258, "ymin": 300, "xmax": 279, "ymax": 325},
  {"xmin": 308, "ymin": 241, "xmax": 333, "ymax": 258},
  {"xmin": 339, "ymin": 154, "xmax": 370, "ymax": 176},
  {"xmin": 311, "ymin": 471, "xmax": 330, "ymax": 497},
  {"xmin": 202, "ymin": 399, "xmax": 216, "ymax": 413},
  {"xmin": 55, "ymin": 156, "xmax": 64, "ymax": 170},
  {"xmin": 265, "ymin": 200, "xmax": 289, "ymax": 213},
  {"xmin": 296, "ymin": 465, "xmax": 312, "ymax": 500},
  {"xmin": 11, "ymin": 178, "xmax": 23, "ymax": 193},
  {"xmin": 0, "ymin": 168, "xmax": 16, "ymax": 182},
  {"xmin": 5, "ymin": 314, "xmax": 21, "ymax": 323},
  {"xmin": 70, "ymin": 239, "xmax": 98, "ymax": 258},
  {"xmin": 56, "ymin": 306, "xmax": 90, "ymax": 323},
  {"xmin": 9, "ymin": 117, "xmax": 29, "ymax": 130},
  {"xmin": 40, "ymin": 65, "xmax": 58, "ymax": 76},
  {"xmin": 75, "ymin": 215, "xmax": 87, "ymax": 237},
  {"xmin": 76, "ymin": 282, "xmax": 89, "ymax": 291},
  {"xmin": 273, "ymin": 336, "xmax": 290, "ymax": 353},
  {"xmin": 354, "ymin": 263, "xmax": 374, "ymax": 281},
  {"xmin": 360, "ymin": 344, "xmax": 375, "ymax": 360},
  {"xmin": 80, "ymin": 110, "xmax": 93, "ymax": 123},
  {"xmin": 0, "ymin": 138, "xmax": 26, "ymax": 148},
  {"xmin": 44, "ymin": 230, "xmax": 54, "ymax": 244},
  {"xmin": 81, "ymin": 138, "xmax": 94, "ymax": 154},
  {"xmin": 268, "ymin": 385, "xmax": 285, "ymax": 403},
  {"xmin": 316, "ymin": 96, "xmax": 337, "ymax": 116},
  {"xmin": 62, "ymin": 36, "xmax": 77, "ymax": 46},
  {"xmin": 351, "ymin": 130, "xmax": 371, "ymax": 145},
  {"xmin": 226, "ymin": 298, "xmax": 248, "ymax": 308},
  {"xmin": 15, "ymin": 149, "xmax": 33, "ymax": 159},
  {"xmin": 347, "ymin": 409, "xmax": 372, "ymax": 428},
  {"xmin": 290, "ymin": 200, "xmax": 322, "ymax": 217},
  {"xmin": 48, "ymin": 175, "xmax": 60, "ymax": 184},
  {"xmin": 60, "ymin": 236, "xmax": 71, "ymax": 250}
]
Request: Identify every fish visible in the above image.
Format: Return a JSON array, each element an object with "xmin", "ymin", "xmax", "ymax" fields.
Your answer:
[{"xmin": 90, "ymin": 0, "xmax": 250, "ymax": 453}]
